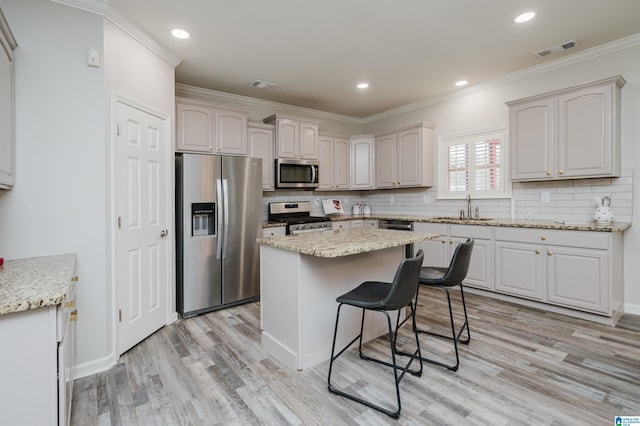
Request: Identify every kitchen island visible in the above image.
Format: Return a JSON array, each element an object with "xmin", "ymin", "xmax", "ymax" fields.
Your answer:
[{"xmin": 258, "ymin": 228, "xmax": 436, "ymax": 370}]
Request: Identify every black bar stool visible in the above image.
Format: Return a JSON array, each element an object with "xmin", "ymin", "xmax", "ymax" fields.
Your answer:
[
  {"xmin": 327, "ymin": 249, "xmax": 424, "ymax": 418},
  {"xmin": 413, "ymin": 238, "xmax": 474, "ymax": 372}
]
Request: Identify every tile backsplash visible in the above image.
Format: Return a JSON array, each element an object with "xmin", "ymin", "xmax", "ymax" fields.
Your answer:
[{"xmin": 263, "ymin": 169, "xmax": 633, "ymax": 223}]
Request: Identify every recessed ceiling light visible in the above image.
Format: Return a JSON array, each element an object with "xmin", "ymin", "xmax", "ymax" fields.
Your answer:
[
  {"xmin": 357, "ymin": 83, "xmax": 369, "ymax": 89},
  {"xmin": 455, "ymin": 80, "xmax": 468, "ymax": 87},
  {"xmin": 514, "ymin": 11, "xmax": 536, "ymax": 23},
  {"xmin": 171, "ymin": 28, "xmax": 190, "ymax": 39}
]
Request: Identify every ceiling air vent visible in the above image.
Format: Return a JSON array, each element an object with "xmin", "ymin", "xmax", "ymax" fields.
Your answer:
[
  {"xmin": 249, "ymin": 80, "xmax": 276, "ymax": 90},
  {"xmin": 535, "ymin": 39, "xmax": 579, "ymax": 58}
]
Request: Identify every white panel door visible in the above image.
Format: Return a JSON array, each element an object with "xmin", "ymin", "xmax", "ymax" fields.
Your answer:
[{"xmin": 115, "ymin": 99, "xmax": 169, "ymax": 355}]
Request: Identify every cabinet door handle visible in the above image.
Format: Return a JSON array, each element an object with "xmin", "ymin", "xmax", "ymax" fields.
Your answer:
[
  {"xmin": 547, "ymin": 170, "xmax": 551, "ymax": 175},
  {"xmin": 535, "ymin": 249, "xmax": 540, "ymax": 254},
  {"xmin": 441, "ymin": 240, "xmax": 446, "ymax": 244},
  {"xmin": 548, "ymin": 251, "xmax": 553, "ymax": 256},
  {"xmin": 65, "ymin": 300, "xmax": 75, "ymax": 308},
  {"xmin": 541, "ymin": 235, "xmax": 546, "ymax": 241},
  {"xmin": 160, "ymin": 229, "xmax": 169, "ymax": 238},
  {"xmin": 70, "ymin": 310, "xmax": 78, "ymax": 322},
  {"xmin": 71, "ymin": 276, "xmax": 79, "ymax": 282},
  {"xmin": 559, "ymin": 170, "xmax": 564, "ymax": 175}
]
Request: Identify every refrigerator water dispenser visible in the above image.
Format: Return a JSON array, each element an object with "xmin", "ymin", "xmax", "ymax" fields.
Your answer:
[{"xmin": 192, "ymin": 203, "xmax": 215, "ymax": 236}]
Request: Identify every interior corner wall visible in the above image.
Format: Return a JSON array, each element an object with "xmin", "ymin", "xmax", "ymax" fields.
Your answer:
[{"xmin": 0, "ymin": 0, "xmax": 108, "ymax": 367}]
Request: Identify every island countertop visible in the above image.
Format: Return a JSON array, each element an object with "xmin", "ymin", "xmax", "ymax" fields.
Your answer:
[
  {"xmin": 0, "ymin": 253, "xmax": 77, "ymax": 315},
  {"xmin": 257, "ymin": 228, "xmax": 436, "ymax": 258}
]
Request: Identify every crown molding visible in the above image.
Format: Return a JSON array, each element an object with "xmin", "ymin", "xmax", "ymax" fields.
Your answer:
[
  {"xmin": 50, "ymin": 0, "xmax": 182, "ymax": 67},
  {"xmin": 175, "ymin": 83, "xmax": 363, "ymax": 125},
  {"xmin": 362, "ymin": 32, "xmax": 640, "ymax": 124}
]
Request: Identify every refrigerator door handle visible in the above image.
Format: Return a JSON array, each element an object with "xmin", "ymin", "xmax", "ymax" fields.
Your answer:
[
  {"xmin": 222, "ymin": 179, "xmax": 230, "ymax": 258},
  {"xmin": 216, "ymin": 178, "xmax": 223, "ymax": 260}
]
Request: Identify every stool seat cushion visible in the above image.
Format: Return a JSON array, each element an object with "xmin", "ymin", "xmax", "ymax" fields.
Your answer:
[
  {"xmin": 419, "ymin": 267, "xmax": 448, "ymax": 284},
  {"xmin": 336, "ymin": 281, "xmax": 391, "ymax": 310}
]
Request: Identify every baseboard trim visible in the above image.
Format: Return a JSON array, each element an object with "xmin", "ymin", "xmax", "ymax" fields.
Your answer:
[
  {"xmin": 73, "ymin": 353, "xmax": 117, "ymax": 380},
  {"xmin": 623, "ymin": 302, "xmax": 640, "ymax": 315}
]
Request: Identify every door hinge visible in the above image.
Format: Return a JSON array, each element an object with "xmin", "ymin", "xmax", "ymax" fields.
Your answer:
[
  {"xmin": 117, "ymin": 216, "xmax": 121, "ymax": 229},
  {"xmin": 119, "ymin": 309, "xmax": 122, "ymax": 322},
  {"xmin": 116, "ymin": 123, "xmax": 121, "ymax": 136}
]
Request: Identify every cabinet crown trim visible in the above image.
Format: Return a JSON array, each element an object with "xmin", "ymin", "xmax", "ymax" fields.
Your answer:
[
  {"xmin": 374, "ymin": 122, "xmax": 435, "ymax": 137},
  {"xmin": 505, "ymin": 75, "xmax": 626, "ymax": 106}
]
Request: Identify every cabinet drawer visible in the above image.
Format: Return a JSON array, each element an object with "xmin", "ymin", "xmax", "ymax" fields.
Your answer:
[
  {"xmin": 414, "ymin": 222, "xmax": 447, "ymax": 235},
  {"xmin": 450, "ymin": 225, "xmax": 491, "ymax": 239},
  {"xmin": 494, "ymin": 227, "xmax": 608, "ymax": 249}
]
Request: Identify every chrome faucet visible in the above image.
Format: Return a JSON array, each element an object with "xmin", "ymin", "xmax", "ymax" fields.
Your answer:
[{"xmin": 466, "ymin": 194, "xmax": 472, "ymax": 219}]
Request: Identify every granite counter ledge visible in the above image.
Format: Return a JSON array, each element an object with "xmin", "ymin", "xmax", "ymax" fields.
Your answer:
[
  {"xmin": 257, "ymin": 228, "xmax": 436, "ymax": 258},
  {"xmin": 306, "ymin": 214, "xmax": 630, "ymax": 232},
  {"xmin": 0, "ymin": 253, "xmax": 77, "ymax": 315}
]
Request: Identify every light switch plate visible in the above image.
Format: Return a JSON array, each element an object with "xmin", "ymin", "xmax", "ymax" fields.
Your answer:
[{"xmin": 86, "ymin": 47, "xmax": 100, "ymax": 68}]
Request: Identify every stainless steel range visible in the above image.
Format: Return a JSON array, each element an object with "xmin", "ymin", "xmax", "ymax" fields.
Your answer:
[{"xmin": 268, "ymin": 201, "xmax": 332, "ymax": 234}]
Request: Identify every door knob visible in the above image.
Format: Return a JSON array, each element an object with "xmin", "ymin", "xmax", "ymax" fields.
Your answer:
[{"xmin": 160, "ymin": 229, "xmax": 169, "ymax": 238}]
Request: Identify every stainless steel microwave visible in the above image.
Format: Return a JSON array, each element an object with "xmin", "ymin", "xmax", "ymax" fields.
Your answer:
[{"xmin": 275, "ymin": 158, "xmax": 319, "ymax": 189}]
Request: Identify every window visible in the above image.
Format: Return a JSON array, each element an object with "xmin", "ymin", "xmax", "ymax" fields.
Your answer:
[{"xmin": 438, "ymin": 126, "xmax": 510, "ymax": 199}]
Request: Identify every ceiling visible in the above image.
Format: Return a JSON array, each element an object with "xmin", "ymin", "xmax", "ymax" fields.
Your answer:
[{"xmin": 107, "ymin": 0, "xmax": 640, "ymax": 118}]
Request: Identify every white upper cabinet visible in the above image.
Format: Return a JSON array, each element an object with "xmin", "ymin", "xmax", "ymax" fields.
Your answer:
[
  {"xmin": 508, "ymin": 76, "xmax": 625, "ymax": 181},
  {"xmin": 248, "ymin": 122, "xmax": 275, "ymax": 191},
  {"xmin": 263, "ymin": 114, "xmax": 319, "ymax": 160},
  {"xmin": 375, "ymin": 123, "xmax": 435, "ymax": 189},
  {"xmin": 176, "ymin": 98, "xmax": 248, "ymax": 155},
  {"xmin": 350, "ymin": 135, "xmax": 375, "ymax": 190},
  {"xmin": 0, "ymin": 8, "xmax": 17, "ymax": 190},
  {"xmin": 318, "ymin": 134, "xmax": 350, "ymax": 190}
]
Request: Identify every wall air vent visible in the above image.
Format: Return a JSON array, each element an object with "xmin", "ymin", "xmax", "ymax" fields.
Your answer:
[
  {"xmin": 249, "ymin": 80, "xmax": 277, "ymax": 90},
  {"xmin": 535, "ymin": 39, "xmax": 579, "ymax": 58}
]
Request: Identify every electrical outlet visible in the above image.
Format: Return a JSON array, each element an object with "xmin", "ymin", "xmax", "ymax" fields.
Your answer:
[
  {"xmin": 541, "ymin": 192, "xmax": 550, "ymax": 203},
  {"xmin": 423, "ymin": 195, "xmax": 431, "ymax": 204}
]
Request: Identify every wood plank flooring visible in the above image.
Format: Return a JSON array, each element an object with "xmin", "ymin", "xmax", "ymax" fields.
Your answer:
[{"xmin": 71, "ymin": 289, "xmax": 640, "ymax": 425}]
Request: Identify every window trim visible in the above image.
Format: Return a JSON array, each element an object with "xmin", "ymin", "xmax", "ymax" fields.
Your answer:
[{"xmin": 437, "ymin": 125, "xmax": 511, "ymax": 200}]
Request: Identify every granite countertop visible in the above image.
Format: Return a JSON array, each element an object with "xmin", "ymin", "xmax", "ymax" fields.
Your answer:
[
  {"xmin": 257, "ymin": 228, "xmax": 436, "ymax": 258},
  {"xmin": 0, "ymin": 253, "xmax": 77, "ymax": 316},
  {"xmin": 309, "ymin": 214, "xmax": 631, "ymax": 232}
]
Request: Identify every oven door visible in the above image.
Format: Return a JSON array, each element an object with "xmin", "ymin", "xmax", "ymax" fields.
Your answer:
[{"xmin": 275, "ymin": 159, "xmax": 319, "ymax": 189}]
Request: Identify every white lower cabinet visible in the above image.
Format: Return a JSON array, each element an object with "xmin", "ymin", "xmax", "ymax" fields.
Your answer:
[
  {"xmin": 332, "ymin": 221, "xmax": 352, "ymax": 230},
  {"xmin": 494, "ymin": 240, "xmax": 543, "ymax": 300},
  {"xmin": 0, "ymin": 279, "xmax": 77, "ymax": 426},
  {"xmin": 413, "ymin": 223, "xmax": 491, "ymax": 290},
  {"xmin": 349, "ymin": 219, "xmax": 377, "ymax": 229},
  {"xmin": 546, "ymin": 245, "xmax": 609, "ymax": 313},
  {"xmin": 494, "ymin": 227, "xmax": 618, "ymax": 316},
  {"xmin": 262, "ymin": 226, "xmax": 286, "ymax": 237},
  {"xmin": 449, "ymin": 225, "xmax": 492, "ymax": 291},
  {"xmin": 413, "ymin": 223, "xmax": 449, "ymax": 267},
  {"xmin": 414, "ymin": 222, "xmax": 622, "ymax": 321}
]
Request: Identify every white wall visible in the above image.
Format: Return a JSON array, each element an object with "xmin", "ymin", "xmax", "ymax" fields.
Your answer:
[
  {"xmin": 0, "ymin": 1, "xmax": 108, "ymax": 365},
  {"xmin": 0, "ymin": 0, "xmax": 176, "ymax": 377}
]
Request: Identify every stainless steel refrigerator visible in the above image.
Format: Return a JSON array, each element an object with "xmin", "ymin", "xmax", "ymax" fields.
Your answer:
[{"xmin": 176, "ymin": 153, "xmax": 262, "ymax": 318}]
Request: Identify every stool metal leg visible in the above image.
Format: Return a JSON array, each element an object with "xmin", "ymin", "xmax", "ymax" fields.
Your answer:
[
  {"xmin": 409, "ymin": 284, "xmax": 471, "ymax": 372},
  {"xmin": 328, "ymin": 303, "xmax": 423, "ymax": 418}
]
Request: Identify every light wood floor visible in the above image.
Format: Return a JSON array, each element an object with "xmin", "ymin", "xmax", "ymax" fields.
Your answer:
[{"xmin": 71, "ymin": 289, "xmax": 640, "ymax": 425}]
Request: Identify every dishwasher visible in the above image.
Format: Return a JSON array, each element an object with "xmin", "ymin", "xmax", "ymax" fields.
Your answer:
[{"xmin": 379, "ymin": 220, "xmax": 414, "ymax": 258}]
